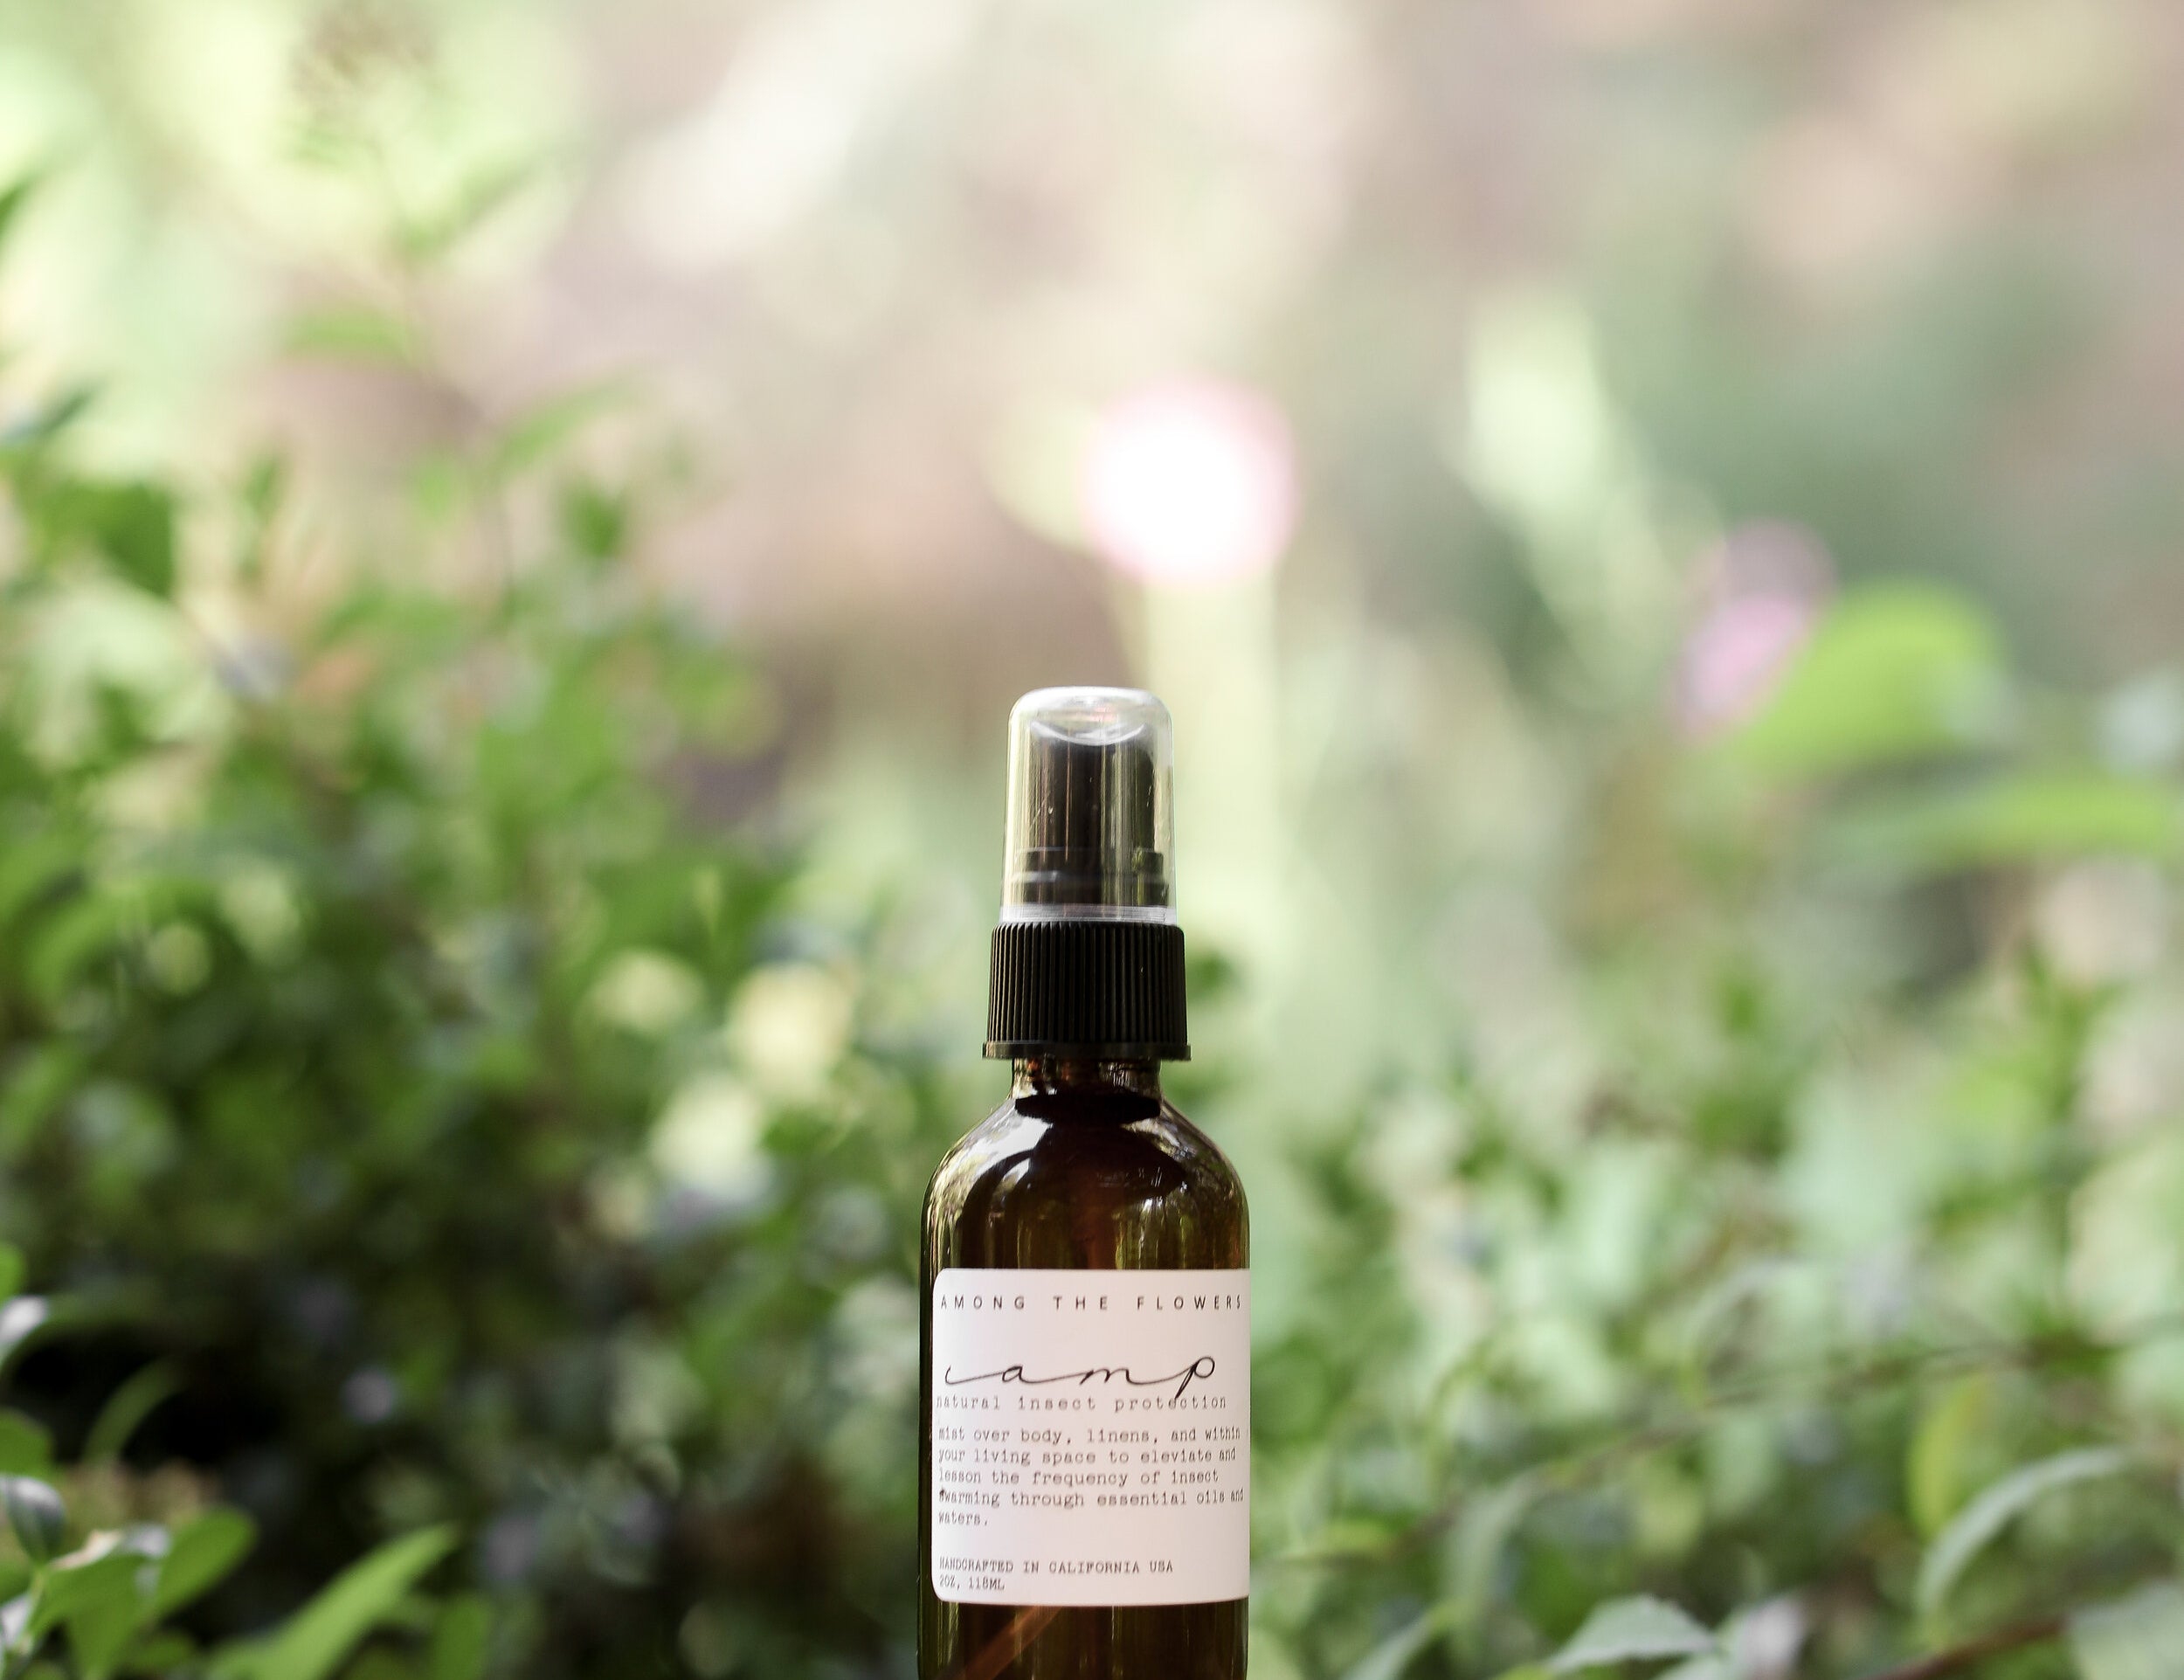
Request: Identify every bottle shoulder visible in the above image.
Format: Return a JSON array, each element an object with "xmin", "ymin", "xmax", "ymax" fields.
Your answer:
[{"xmin": 923, "ymin": 1091, "xmax": 1248, "ymax": 1271}]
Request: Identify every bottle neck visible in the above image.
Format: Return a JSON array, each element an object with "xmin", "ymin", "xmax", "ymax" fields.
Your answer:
[{"xmin": 1011, "ymin": 1057, "xmax": 1164, "ymax": 1100}]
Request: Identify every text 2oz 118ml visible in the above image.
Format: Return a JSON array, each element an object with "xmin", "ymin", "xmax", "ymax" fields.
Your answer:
[{"xmin": 919, "ymin": 688, "xmax": 1250, "ymax": 1680}]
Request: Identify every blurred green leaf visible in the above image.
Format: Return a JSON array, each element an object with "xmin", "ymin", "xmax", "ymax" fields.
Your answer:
[
  {"xmin": 0, "ymin": 1046, "xmax": 85, "ymax": 1160},
  {"xmin": 425, "ymin": 1594, "xmax": 491, "ymax": 1680},
  {"xmin": 1917, "ymin": 1448, "xmax": 2132, "ymax": 1621},
  {"xmin": 0, "ymin": 1246, "xmax": 21, "ymax": 1305},
  {"xmin": 1731, "ymin": 585, "xmax": 2008, "ymax": 774},
  {"xmin": 491, "ymin": 383, "xmax": 630, "ymax": 475},
  {"xmin": 285, "ymin": 309, "xmax": 415, "ymax": 365},
  {"xmin": 34, "ymin": 481, "xmax": 177, "ymax": 597},
  {"xmin": 83, "ymin": 1364, "xmax": 182, "ymax": 1466},
  {"xmin": 0, "ymin": 1477, "xmax": 62, "ymax": 1563},
  {"xmin": 1551, "ymin": 1598, "xmax": 1717, "ymax": 1670},
  {"xmin": 155, "ymin": 1511, "xmax": 256, "ymax": 1619},
  {"xmin": 62, "ymin": 1553, "xmax": 149, "ymax": 1678},
  {"xmin": 0, "ymin": 1414, "xmax": 52, "ymax": 1479},
  {"xmin": 128, "ymin": 1629, "xmax": 197, "ymax": 1671},
  {"xmin": 0, "ymin": 385, "xmax": 96, "ymax": 454},
  {"xmin": 1829, "ymin": 772, "xmax": 2181, "ymax": 868},
  {"xmin": 1908, "ymin": 1377, "xmax": 1992, "ymax": 1537},
  {"xmin": 0, "ymin": 833, "xmax": 83, "ymax": 929},
  {"xmin": 219, "ymin": 1525, "xmax": 455, "ymax": 1680},
  {"xmin": 1446, "ymin": 1476, "xmax": 1542, "ymax": 1631},
  {"xmin": 557, "ymin": 480, "xmax": 626, "ymax": 563},
  {"xmin": 397, "ymin": 157, "xmax": 538, "ymax": 262},
  {"xmin": 0, "ymin": 172, "xmax": 44, "ymax": 260},
  {"xmin": 31, "ymin": 1548, "xmax": 142, "ymax": 1648},
  {"xmin": 1342, "ymin": 1604, "xmax": 1455, "ymax": 1680},
  {"xmin": 2069, "ymin": 1583, "xmax": 2184, "ymax": 1680}
]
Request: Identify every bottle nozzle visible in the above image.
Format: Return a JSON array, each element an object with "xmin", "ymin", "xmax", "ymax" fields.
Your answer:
[{"xmin": 1000, "ymin": 688, "xmax": 1175, "ymax": 922}]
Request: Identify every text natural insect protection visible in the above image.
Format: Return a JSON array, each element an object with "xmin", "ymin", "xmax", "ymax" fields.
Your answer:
[{"xmin": 918, "ymin": 688, "xmax": 1250, "ymax": 1679}]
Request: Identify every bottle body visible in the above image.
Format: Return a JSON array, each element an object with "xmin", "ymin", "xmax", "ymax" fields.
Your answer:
[{"xmin": 918, "ymin": 1061, "xmax": 1250, "ymax": 1680}]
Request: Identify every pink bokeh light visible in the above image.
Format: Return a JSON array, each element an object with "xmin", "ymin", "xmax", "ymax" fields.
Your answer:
[
  {"xmin": 1079, "ymin": 379, "xmax": 1299, "ymax": 586},
  {"xmin": 1678, "ymin": 521, "xmax": 1835, "ymax": 733}
]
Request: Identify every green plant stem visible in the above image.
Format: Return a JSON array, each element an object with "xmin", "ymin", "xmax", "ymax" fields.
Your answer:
[{"xmin": 1856, "ymin": 1615, "xmax": 2063, "ymax": 1680}]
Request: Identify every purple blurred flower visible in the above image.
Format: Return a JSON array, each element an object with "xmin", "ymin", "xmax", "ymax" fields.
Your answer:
[{"xmin": 1677, "ymin": 521, "xmax": 1835, "ymax": 733}]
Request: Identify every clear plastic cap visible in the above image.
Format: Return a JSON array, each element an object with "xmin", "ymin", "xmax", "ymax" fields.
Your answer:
[{"xmin": 1000, "ymin": 687, "xmax": 1175, "ymax": 923}]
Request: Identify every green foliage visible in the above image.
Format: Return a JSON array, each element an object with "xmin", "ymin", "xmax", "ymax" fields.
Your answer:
[
  {"xmin": 218, "ymin": 1529, "xmax": 458, "ymax": 1680},
  {"xmin": 1915, "ymin": 1448, "xmax": 2134, "ymax": 1624},
  {"xmin": 1549, "ymin": 1598, "xmax": 1715, "ymax": 1670},
  {"xmin": 1731, "ymin": 585, "xmax": 2008, "ymax": 773},
  {"xmin": 1242, "ymin": 577, "xmax": 2184, "ymax": 1677},
  {"xmin": 2069, "ymin": 1585, "xmax": 2184, "ymax": 1680},
  {"xmin": 158, "ymin": 1513, "xmax": 259, "ymax": 1619},
  {"xmin": 1833, "ymin": 771, "xmax": 2181, "ymax": 868},
  {"xmin": 0, "ymin": 1462, "xmax": 455, "ymax": 1680},
  {"xmin": 0, "ymin": 1240, "xmax": 466, "ymax": 1679},
  {"xmin": 0, "ymin": 165, "xmax": 956, "ymax": 1676},
  {"xmin": 1, "ymin": 118, "xmax": 2181, "ymax": 1680}
]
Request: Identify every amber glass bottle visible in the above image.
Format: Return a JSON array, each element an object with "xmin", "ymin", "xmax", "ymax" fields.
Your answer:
[{"xmin": 918, "ymin": 689, "xmax": 1251, "ymax": 1680}]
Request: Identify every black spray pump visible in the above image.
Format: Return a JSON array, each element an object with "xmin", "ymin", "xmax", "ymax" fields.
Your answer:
[{"xmin": 983, "ymin": 688, "xmax": 1190, "ymax": 1062}]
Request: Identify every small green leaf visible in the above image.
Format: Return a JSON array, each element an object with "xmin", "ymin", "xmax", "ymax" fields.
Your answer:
[
  {"xmin": 0, "ymin": 1477, "xmax": 65, "ymax": 1561},
  {"xmin": 1917, "ymin": 1447, "xmax": 2132, "ymax": 1620},
  {"xmin": 84, "ymin": 1364, "xmax": 183, "ymax": 1466},
  {"xmin": 1552, "ymin": 1597, "xmax": 1717, "ymax": 1670},
  {"xmin": 156, "ymin": 1511, "xmax": 256, "ymax": 1618},
  {"xmin": 232, "ymin": 1525, "xmax": 456, "ymax": 1680},
  {"xmin": 2067, "ymin": 1582, "xmax": 2184, "ymax": 1680}
]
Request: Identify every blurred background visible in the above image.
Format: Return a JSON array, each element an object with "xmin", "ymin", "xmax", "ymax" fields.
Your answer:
[{"xmin": 0, "ymin": 2, "xmax": 2182, "ymax": 1677}]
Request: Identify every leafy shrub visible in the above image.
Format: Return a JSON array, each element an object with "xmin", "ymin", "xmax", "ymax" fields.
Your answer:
[
  {"xmin": 1242, "ymin": 591, "xmax": 2184, "ymax": 1678},
  {"xmin": 0, "ymin": 180, "xmax": 957, "ymax": 1677},
  {"xmin": 5, "ymin": 156, "xmax": 2184, "ymax": 1680},
  {"xmin": 0, "ymin": 1242, "xmax": 476, "ymax": 1680}
]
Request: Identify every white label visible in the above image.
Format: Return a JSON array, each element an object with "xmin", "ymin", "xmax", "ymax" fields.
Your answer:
[{"xmin": 928, "ymin": 1268, "xmax": 1249, "ymax": 1607}]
